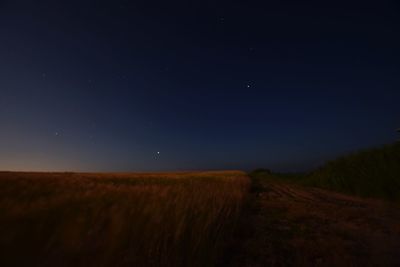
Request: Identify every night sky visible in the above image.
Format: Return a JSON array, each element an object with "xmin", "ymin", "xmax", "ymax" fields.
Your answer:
[{"xmin": 1, "ymin": 1, "xmax": 399, "ymax": 172}]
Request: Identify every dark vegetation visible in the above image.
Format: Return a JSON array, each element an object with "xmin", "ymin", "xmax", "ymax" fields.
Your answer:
[{"xmin": 251, "ymin": 143, "xmax": 400, "ymax": 201}]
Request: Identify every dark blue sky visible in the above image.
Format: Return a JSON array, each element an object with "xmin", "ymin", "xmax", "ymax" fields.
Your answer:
[{"xmin": 1, "ymin": 0, "xmax": 399, "ymax": 172}]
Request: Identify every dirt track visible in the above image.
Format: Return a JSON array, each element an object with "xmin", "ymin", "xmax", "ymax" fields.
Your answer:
[{"xmin": 222, "ymin": 178, "xmax": 400, "ymax": 267}]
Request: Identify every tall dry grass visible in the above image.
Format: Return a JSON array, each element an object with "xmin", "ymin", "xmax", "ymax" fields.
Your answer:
[{"xmin": 0, "ymin": 171, "xmax": 249, "ymax": 267}]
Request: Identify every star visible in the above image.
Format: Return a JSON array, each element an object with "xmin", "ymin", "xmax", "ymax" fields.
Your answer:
[
  {"xmin": 157, "ymin": 151, "xmax": 160, "ymax": 155},
  {"xmin": 246, "ymin": 84, "xmax": 251, "ymax": 88}
]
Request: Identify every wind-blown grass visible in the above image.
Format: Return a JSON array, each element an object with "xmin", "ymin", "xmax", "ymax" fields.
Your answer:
[{"xmin": 0, "ymin": 171, "xmax": 249, "ymax": 267}]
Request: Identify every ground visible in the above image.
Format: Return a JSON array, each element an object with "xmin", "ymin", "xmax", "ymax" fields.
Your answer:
[
  {"xmin": 1, "ymin": 171, "xmax": 400, "ymax": 266},
  {"xmin": 221, "ymin": 177, "xmax": 400, "ymax": 267}
]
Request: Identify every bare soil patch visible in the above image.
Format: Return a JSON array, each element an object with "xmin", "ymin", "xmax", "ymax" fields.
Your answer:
[{"xmin": 223, "ymin": 179, "xmax": 400, "ymax": 267}]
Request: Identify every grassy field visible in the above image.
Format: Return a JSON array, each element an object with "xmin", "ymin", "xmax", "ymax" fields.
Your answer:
[
  {"xmin": 1, "ymin": 144, "xmax": 398, "ymax": 266},
  {"xmin": 0, "ymin": 171, "xmax": 249, "ymax": 267},
  {"xmin": 252, "ymin": 143, "xmax": 400, "ymax": 201}
]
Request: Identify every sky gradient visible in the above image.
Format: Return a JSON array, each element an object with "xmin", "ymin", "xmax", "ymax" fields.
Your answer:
[{"xmin": 1, "ymin": 0, "xmax": 399, "ymax": 172}]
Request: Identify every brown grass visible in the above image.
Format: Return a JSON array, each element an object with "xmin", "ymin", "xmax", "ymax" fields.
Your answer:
[{"xmin": 0, "ymin": 171, "xmax": 250, "ymax": 267}]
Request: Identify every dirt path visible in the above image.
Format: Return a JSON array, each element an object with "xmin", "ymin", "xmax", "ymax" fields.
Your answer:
[{"xmin": 221, "ymin": 178, "xmax": 400, "ymax": 267}]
